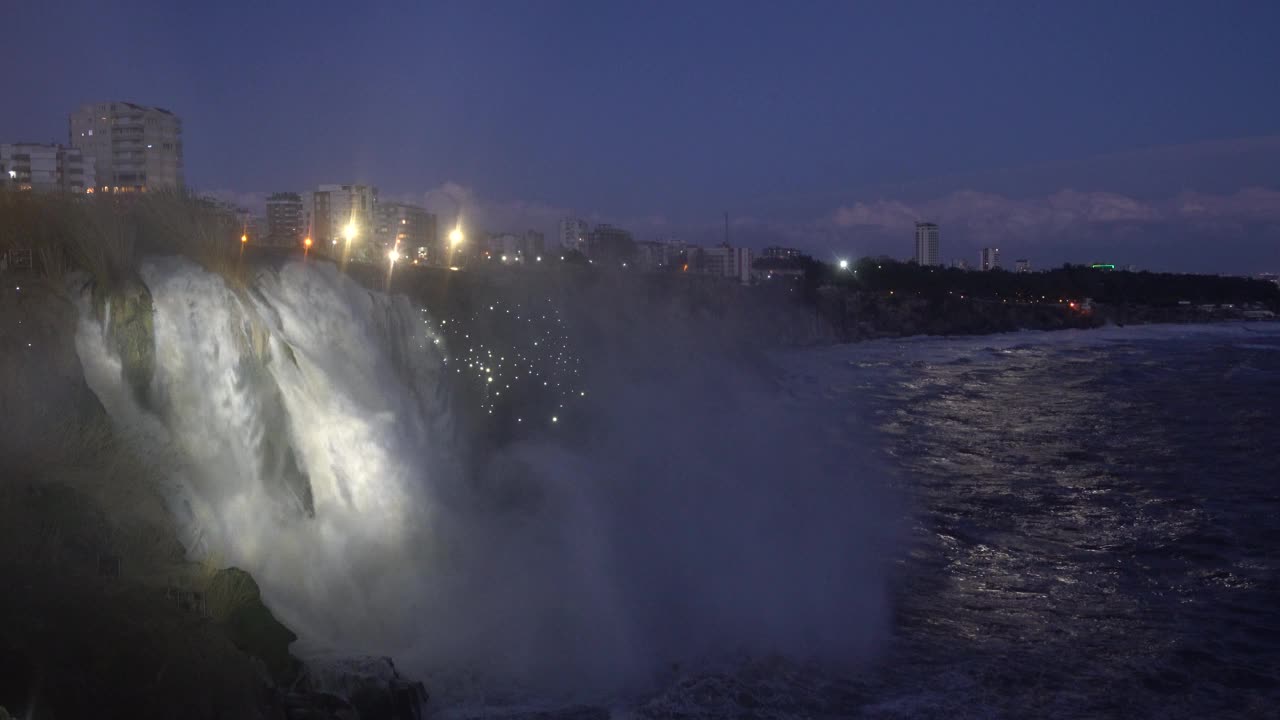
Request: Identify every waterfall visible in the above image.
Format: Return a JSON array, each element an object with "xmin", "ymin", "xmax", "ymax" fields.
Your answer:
[
  {"xmin": 75, "ymin": 255, "xmax": 897, "ymax": 697},
  {"xmin": 76, "ymin": 257, "xmax": 456, "ymax": 658}
]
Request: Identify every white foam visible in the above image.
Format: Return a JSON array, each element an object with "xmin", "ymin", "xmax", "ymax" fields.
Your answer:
[{"xmin": 76, "ymin": 257, "xmax": 898, "ymax": 696}]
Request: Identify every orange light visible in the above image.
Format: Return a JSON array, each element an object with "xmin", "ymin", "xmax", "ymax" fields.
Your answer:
[
  {"xmin": 682, "ymin": 263, "xmax": 689, "ymax": 272},
  {"xmin": 241, "ymin": 234, "xmax": 248, "ymax": 244},
  {"xmin": 303, "ymin": 236, "xmax": 312, "ymax": 248}
]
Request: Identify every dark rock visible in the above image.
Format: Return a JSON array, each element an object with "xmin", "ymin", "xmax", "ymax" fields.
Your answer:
[
  {"xmin": 91, "ymin": 276, "xmax": 157, "ymax": 407},
  {"xmin": 300, "ymin": 656, "xmax": 428, "ymax": 720},
  {"xmin": 207, "ymin": 567, "xmax": 300, "ymax": 684}
]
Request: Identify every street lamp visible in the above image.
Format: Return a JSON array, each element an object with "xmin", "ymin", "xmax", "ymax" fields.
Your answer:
[
  {"xmin": 838, "ymin": 259, "xmax": 849, "ymax": 270},
  {"xmin": 343, "ymin": 221, "xmax": 358, "ymax": 243}
]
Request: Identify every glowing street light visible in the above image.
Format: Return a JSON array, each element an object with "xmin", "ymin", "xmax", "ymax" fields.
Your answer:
[
  {"xmin": 838, "ymin": 259, "xmax": 849, "ymax": 270},
  {"xmin": 241, "ymin": 233, "xmax": 248, "ymax": 244},
  {"xmin": 343, "ymin": 221, "xmax": 358, "ymax": 243},
  {"xmin": 388, "ymin": 249, "xmax": 400, "ymax": 263},
  {"xmin": 449, "ymin": 226, "xmax": 464, "ymax": 246}
]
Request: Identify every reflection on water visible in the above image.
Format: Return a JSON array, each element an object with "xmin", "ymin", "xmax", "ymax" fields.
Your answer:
[{"xmin": 633, "ymin": 325, "xmax": 1280, "ymax": 719}]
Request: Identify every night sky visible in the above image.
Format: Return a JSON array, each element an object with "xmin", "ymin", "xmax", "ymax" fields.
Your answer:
[{"xmin": 4, "ymin": 1, "xmax": 1278, "ymax": 272}]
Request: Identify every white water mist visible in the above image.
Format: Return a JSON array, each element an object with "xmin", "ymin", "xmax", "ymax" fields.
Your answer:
[{"xmin": 76, "ymin": 257, "xmax": 898, "ymax": 696}]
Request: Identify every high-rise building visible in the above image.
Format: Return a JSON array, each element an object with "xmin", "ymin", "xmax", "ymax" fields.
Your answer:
[
  {"xmin": 914, "ymin": 222, "xmax": 940, "ymax": 266},
  {"xmin": 731, "ymin": 246, "xmax": 753, "ymax": 284},
  {"xmin": 374, "ymin": 201, "xmax": 437, "ymax": 261},
  {"xmin": 265, "ymin": 192, "xmax": 305, "ymax": 247},
  {"xmin": 523, "ymin": 230, "xmax": 545, "ymax": 259},
  {"xmin": 559, "ymin": 217, "xmax": 590, "ymax": 254},
  {"xmin": 1014, "ymin": 258, "xmax": 1031, "ymax": 273},
  {"xmin": 312, "ymin": 184, "xmax": 378, "ymax": 254},
  {"xmin": 0, "ymin": 143, "xmax": 95, "ymax": 193},
  {"xmin": 588, "ymin": 224, "xmax": 636, "ymax": 262},
  {"xmin": 69, "ymin": 102, "xmax": 182, "ymax": 192},
  {"xmin": 981, "ymin": 247, "xmax": 1001, "ymax": 271},
  {"xmin": 696, "ymin": 244, "xmax": 753, "ymax": 283}
]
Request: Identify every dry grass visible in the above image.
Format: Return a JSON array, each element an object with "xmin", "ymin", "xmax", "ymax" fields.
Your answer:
[{"xmin": 0, "ymin": 189, "xmax": 248, "ymax": 295}]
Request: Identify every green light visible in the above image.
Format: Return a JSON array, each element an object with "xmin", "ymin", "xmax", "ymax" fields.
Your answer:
[{"xmin": 1091, "ymin": 264, "xmax": 1116, "ymax": 270}]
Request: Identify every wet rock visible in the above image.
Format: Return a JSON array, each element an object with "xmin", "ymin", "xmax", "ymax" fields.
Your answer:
[
  {"xmin": 206, "ymin": 567, "xmax": 300, "ymax": 684},
  {"xmin": 300, "ymin": 656, "xmax": 429, "ymax": 720},
  {"xmin": 282, "ymin": 691, "xmax": 359, "ymax": 720},
  {"xmin": 91, "ymin": 276, "xmax": 156, "ymax": 406}
]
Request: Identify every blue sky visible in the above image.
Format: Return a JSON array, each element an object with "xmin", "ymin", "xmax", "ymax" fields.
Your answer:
[{"xmin": 3, "ymin": 1, "xmax": 1278, "ymax": 271}]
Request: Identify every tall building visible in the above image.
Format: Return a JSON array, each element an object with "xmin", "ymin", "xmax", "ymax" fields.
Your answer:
[
  {"xmin": 981, "ymin": 247, "xmax": 1001, "ymax": 271},
  {"xmin": 696, "ymin": 244, "xmax": 753, "ymax": 283},
  {"xmin": 559, "ymin": 217, "xmax": 590, "ymax": 254},
  {"xmin": 265, "ymin": 192, "xmax": 305, "ymax": 247},
  {"xmin": 69, "ymin": 101, "xmax": 182, "ymax": 192},
  {"xmin": 588, "ymin": 224, "xmax": 636, "ymax": 262},
  {"xmin": 523, "ymin": 230, "xmax": 545, "ymax": 259},
  {"xmin": 374, "ymin": 201, "xmax": 437, "ymax": 261},
  {"xmin": 1014, "ymin": 258, "xmax": 1031, "ymax": 273},
  {"xmin": 0, "ymin": 143, "xmax": 94, "ymax": 193},
  {"xmin": 914, "ymin": 222, "xmax": 940, "ymax": 266},
  {"xmin": 312, "ymin": 184, "xmax": 378, "ymax": 253},
  {"xmin": 731, "ymin": 245, "xmax": 753, "ymax": 284},
  {"xmin": 481, "ymin": 232, "xmax": 523, "ymax": 262},
  {"xmin": 635, "ymin": 241, "xmax": 666, "ymax": 271}
]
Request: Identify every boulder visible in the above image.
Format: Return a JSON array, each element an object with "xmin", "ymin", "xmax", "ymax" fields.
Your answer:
[{"xmin": 206, "ymin": 567, "xmax": 300, "ymax": 684}]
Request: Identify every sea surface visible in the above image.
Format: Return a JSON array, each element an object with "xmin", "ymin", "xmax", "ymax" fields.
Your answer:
[{"xmin": 623, "ymin": 323, "xmax": 1280, "ymax": 719}]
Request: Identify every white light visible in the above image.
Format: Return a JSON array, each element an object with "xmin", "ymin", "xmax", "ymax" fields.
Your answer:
[
  {"xmin": 536, "ymin": 256, "xmax": 542, "ymax": 262},
  {"xmin": 551, "ymin": 416, "xmax": 558, "ymax": 423},
  {"xmin": 838, "ymin": 259, "xmax": 849, "ymax": 270},
  {"xmin": 388, "ymin": 249, "xmax": 400, "ymax": 262}
]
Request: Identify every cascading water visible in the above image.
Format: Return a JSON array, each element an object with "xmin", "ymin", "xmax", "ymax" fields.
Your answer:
[
  {"xmin": 76, "ymin": 257, "xmax": 456, "ymax": 657},
  {"xmin": 75, "ymin": 256, "xmax": 898, "ymax": 701}
]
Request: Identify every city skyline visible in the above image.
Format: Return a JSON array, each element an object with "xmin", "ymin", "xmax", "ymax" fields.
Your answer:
[{"xmin": 2, "ymin": 1, "xmax": 1278, "ymax": 272}]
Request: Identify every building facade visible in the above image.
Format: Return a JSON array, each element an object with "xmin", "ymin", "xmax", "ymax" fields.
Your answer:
[
  {"xmin": 1014, "ymin": 258, "xmax": 1031, "ymax": 273},
  {"xmin": 559, "ymin": 217, "xmax": 590, "ymax": 254},
  {"xmin": 69, "ymin": 101, "xmax": 182, "ymax": 192},
  {"xmin": 265, "ymin": 192, "xmax": 305, "ymax": 247},
  {"xmin": 981, "ymin": 247, "xmax": 1001, "ymax": 271},
  {"xmin": 312, "ymin": 184, "xmax": 378, "ymax": 255},
  {"xmin": 523, "ymin": 230, "xmax": 545, "ymax": 259},
  {"xmin": 761, "ymin": 246, "xmax": 802, "ymax": 260},
  {"xmin": 374, "ymin": 201, "xmax": 437, "ymax": 262},
  {"xmin": 697, "ymin": 244, "xmax": 753, "ymax": 283},
  {"xmin": 914, "ymin": 222, "xmax": 940, "ymax": 266},
  {"xmin": 588, "ymin": 224, "xmax": 636, "ymax": 262},
  {"xmin": 0, "ymin": 143, "xmax": 94, "ymax": 193}
]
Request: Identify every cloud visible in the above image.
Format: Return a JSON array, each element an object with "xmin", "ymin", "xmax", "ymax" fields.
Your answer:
[
  {"xmin": 1174, "ymin": 187, "xmax": 1280, "ymax": 222},
  {"xmin": 831, "ymin": 199, "xmax": 920, "ymax": 230}
]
